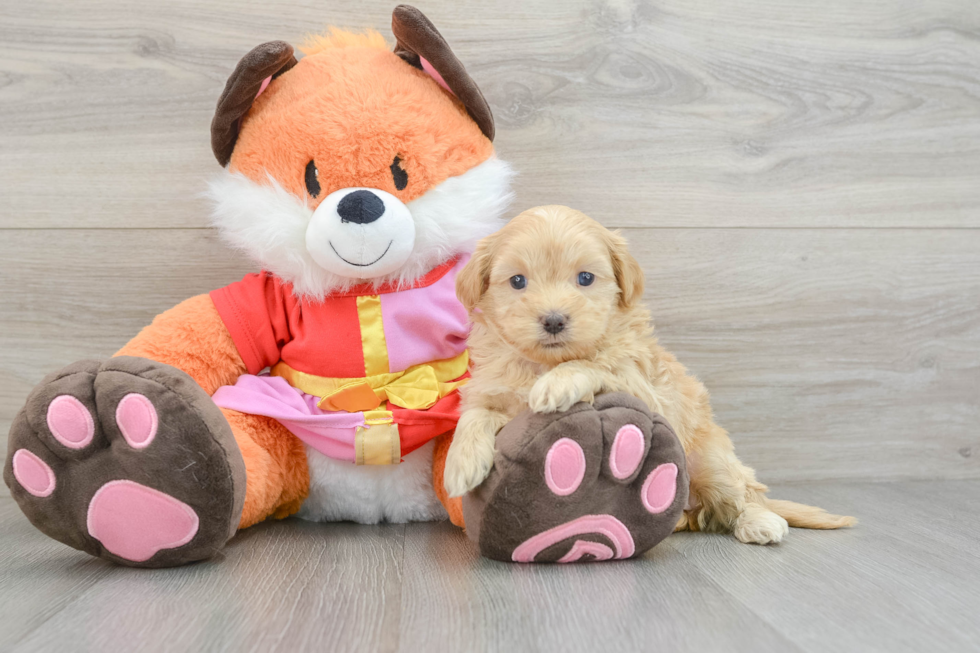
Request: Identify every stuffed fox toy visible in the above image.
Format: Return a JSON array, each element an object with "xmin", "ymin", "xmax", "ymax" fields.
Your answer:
[{"xmin": 5, "ymin": 6, "xmax": 689, "ymax": 566}]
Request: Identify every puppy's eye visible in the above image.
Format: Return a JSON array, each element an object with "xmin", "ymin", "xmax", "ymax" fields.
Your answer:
[
  {"xmin": 577, "ymin": 271, "xmax": 595, "ymax": 286},
  {"xmin": 390, "ymin": 155, "xmax": 408, "ymax": 191},
  {"xmin": 305, "ymin": 160, "xmax": 320, "ymax": 198},
  {"xmin": 510, "ymin": 275, "xmax": 527, "ymax": 290}
]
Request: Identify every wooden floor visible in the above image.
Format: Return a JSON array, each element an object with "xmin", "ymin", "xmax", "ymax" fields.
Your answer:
[
  {"xmin": 2, "ymin": 0, "xmax": 979, "ymax": 651},
  {"xmin": 1, "ymin": 480, "xmax": 978, "ymax": 652}
]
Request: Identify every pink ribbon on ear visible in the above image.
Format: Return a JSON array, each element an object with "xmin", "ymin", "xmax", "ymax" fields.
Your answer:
[
  {"xmin": 255, "ymin": 76, "xmax": 272, "ymax": 99},
  {"xmin": 419, "ymin": 56, "xmax": 453, "ymax": 95}
]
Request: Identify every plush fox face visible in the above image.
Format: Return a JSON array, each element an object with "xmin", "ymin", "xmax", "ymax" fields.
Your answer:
[{"xmin": 207, "ymin": 7, "xmax": 513, "ymax": 298}]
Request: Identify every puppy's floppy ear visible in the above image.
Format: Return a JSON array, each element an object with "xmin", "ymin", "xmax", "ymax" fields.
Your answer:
[
  {"xmin": 456, "ymin": 233, "xmax": 498, "ymax": 314},
  {"xmin": 606, "ymin": 229, "xmax": 645, "ymax": 309}
]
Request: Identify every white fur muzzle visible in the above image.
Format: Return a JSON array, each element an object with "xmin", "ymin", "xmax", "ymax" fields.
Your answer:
[
  {"xmin": 206, "ymin": 156, "xmax": 515, "ymax": 298},
  {"xmin": 306, "ymin": 187, "xmax": 416, "ymax": 278}
]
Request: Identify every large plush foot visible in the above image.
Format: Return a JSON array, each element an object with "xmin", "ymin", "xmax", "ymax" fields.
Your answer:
[
  {"xmin": 4, "ymin": 357, "xmax": 246, "ymax": 567},
  {"xmin": 461, "ymin": 393, "xmax": 688, "ymax": 563}
]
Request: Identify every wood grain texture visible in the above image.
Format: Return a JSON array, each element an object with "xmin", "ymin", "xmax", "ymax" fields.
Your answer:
[
  {"xmin": 1, "ymin": 0, "xmax": 978, "ymax": 228},
  {"xmin": 665, "ymin": 481, "xmax": 980, "ymax": 652},
  {"xmin": 11, "ymin": 518, "xmax": 405, "ymax": 653},
  {"xmin": 1, "ymin": 228, "xmax": 977, "ymax": 491},
  {"xmin": 3, "ymin": 481, "xmax": 979, "ymax": 652},
  {"xmin": 775, "ymin": 480, "xmax": 980, "ymax": 568},
  {"xmin": 398, "ymin": 520, "xmax": 797, "ymax": 653},
  {"xmin": 0, "ymin": 499, "xmax": 116, "ymax": 650}
]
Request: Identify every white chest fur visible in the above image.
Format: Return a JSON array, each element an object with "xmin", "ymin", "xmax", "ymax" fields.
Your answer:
[{"xmin": 297, "ymin": 440, "xmax": 449, "ymax": 524}]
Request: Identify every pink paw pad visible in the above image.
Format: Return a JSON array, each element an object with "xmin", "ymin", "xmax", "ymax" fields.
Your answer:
[
  {"xmin": 115, "ymin": 393, "xmax": 158, "ymax": 449},
  {"xmin": 609, "ymin": 424, "xmax": 646, "ymax": 479},
  {"xmin": 558, "ymin": 540, "xmax": 614, "ymax": 563},
  {"xmin": 87, "ymin": 480, "xmax": 199, "ymax": 563},
  {"xmin": 11, "ymin": 449, "xmax": 56, "ymax": 497},
  {"xmin": 544, "ymin": 438, "xmax": 587, "ymax": 496},
  {"xmin": 512, "ymin": 514, "xmax": 636, "ymax": 563},
  {"xmin": 46, "ymin": 395, "xmax": 95, "ymax": 449},
  {"xmin": 641, "ymin": 463, "xmax": 679, "ymax": 514}
]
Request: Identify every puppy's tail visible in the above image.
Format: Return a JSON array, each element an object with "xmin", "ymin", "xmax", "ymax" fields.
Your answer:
[{"xmin": 765, "ymin": 498, "xmax": 857, "ymax": 530}]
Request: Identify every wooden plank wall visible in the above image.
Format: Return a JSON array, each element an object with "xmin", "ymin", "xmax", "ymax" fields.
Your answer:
[{"xmin": 2, "ymin": 0, "xmax": 978, "ymax": 497}]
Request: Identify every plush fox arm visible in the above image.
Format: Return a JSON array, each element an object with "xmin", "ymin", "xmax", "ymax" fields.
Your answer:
[{"xmin": 114, "ymin": 294, "xmax": 246, "ymax": 396}]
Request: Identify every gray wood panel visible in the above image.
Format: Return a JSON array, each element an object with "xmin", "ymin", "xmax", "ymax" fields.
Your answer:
[
  {"xmin": 1, "ymin": 0, "xmax": 978, "ymax": 229},
  {"xmin": 3, "ymin": 481, "xmax": 979, "ymax": 652},
  {"xmin": 11, "ymin": 517, "xmax": 406, "ymax": 653},
  {"xmin": 775, "ymin": 480, "xmax": 980, "ymax": 570},
  {"xmin": 634, "ymin": 228, "xmax": 980, "ymax": 483},
  {"xmin": 0, "ymin": 499, "xmax": 116, "ymax": 650},
  {"xmin": 2, "ymin": 228, "xmax": 977, "ymax": 492},
  {"xmin": 665, "ymin": 481, "xmax": 980, "ymax": 652},
  {"xmin": 397, "ymin": 520, "xmax": 797, "ymax": 653}
]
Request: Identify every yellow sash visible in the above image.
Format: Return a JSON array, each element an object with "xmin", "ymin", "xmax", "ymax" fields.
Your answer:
[
  {"xmin": 270, "ymin": 350, "xmax": 469, "ymax": 413},
  {"xmin": 357, "ymin": 410, "xmax": 401, "ymax": 465}
]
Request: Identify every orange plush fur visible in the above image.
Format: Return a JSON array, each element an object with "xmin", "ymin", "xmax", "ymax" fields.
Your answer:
[
  {"xmin": 230, "ymin": 30, "xmax": 493, "ymax": 206},
  {"xmin": 431, "ymin": 432, "xmax": 465, "ymax": 526},
  {"xmin": 115, "ymin": 294, "xmax": 245, "ymax": 396},
  {"xmin": 444, "ymin": 206, "xmax": 856, "ymax": 545},
  {"xmin": 220, "ymin": 409, "xmax": 310, "ymax": 527}
]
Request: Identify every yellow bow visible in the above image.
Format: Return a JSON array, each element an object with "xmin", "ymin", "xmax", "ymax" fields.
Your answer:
[{"xmin": 270, "ymin": 350, "xmax": 469, "ymax": 413}]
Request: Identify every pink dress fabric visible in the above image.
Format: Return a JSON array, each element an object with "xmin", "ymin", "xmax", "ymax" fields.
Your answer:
[
  {"xmin": 211, "ymin": 256, "xmax": 470, "ymax": 462},
  {"xmin": 213, "ymin": 374, "xmax": 364, "ymax": 462},
  {"xmin": 379, "ymin": 267, "xmax": 469, "ymax": 373}
]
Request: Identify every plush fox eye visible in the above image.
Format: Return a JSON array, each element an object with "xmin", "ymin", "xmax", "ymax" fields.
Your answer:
[
  {"xmin": 577, "ymin": 272, "xmax": 595, "ymax": 286},
  {"xmin": 390, "ymin": 155, "xmax": 408, "ymax": 191},
  {"xmin": 510, "ymin": 275, "xmax": 527, "ymax": 290},
  {"xmin": 305, "ymin": 160, "xmax": 320, "ymax": 198}
]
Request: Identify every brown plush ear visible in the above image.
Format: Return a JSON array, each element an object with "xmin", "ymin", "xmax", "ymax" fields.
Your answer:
[
  {"xmin": 606, "ymin": 230, "xmax": 645, "ymax": 309},
  {"xmin": 391, "ymin": 5, "xmax": 494, "ymax": 142},
  {"xmin": 211, "ymin": 41, "xmax": 297, "ymax": 167},
  {"xmin": 456, "ymin": 233, "xmax": 499, "ymax": 315}
]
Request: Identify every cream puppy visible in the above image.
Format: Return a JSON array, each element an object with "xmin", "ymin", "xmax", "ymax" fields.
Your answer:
[{"xmin": 444, "ymin": 205, "xmax": 854, "ymax": 544}]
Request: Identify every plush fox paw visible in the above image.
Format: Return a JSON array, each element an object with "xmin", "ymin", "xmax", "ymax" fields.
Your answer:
[
  {"xmin": 4, "ymin": 357, "xmax": 246, "ymax": 567},
  {"xmin": 462, "ymin": 393, "xmax": 688, "ymax": 563}
]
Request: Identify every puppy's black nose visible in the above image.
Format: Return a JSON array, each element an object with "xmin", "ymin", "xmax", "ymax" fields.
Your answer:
[
  {"xmin": 541, "ymin": 312, "xmax": 567, "ymax": 335},
  {"xmin": 337, "ymin": 190, "xmax": 385, "ymax": 224}
]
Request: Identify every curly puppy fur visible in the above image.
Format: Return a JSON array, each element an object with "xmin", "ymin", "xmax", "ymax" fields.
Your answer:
[{"xmin": 444, "ymin": 205, "xmax": 856, "ymax": 545}]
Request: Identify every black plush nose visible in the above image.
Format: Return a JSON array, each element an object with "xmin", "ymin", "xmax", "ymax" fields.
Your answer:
[
  {"xmin": 541, "ymin": 312, "xmax": 568, "ymax": 335},
  {"xmin": 337, "ymin": 190, "xmax": 385, "ymax": 224}
]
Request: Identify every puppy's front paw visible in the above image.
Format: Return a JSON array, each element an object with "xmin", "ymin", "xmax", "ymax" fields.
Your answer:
[
  {"xmin": 443, "ymin": 434, "xmax": 496, "ymax": 498},
  {"xmin": 528, "ymin": 371, "xmax": 593, "ymax": 413},
  {"xmin": 733, "ymin": 505, "xmax": 789, "ymax": 545}
]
